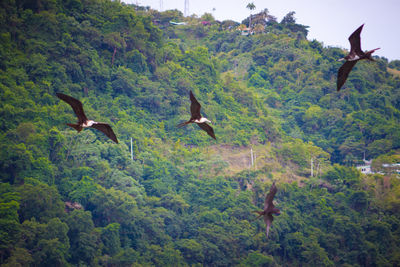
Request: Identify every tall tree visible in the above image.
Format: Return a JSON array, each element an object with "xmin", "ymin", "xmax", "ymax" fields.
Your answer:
[{"xmin": 246, "ymin": 2, "xmax": 256, "ymax": 29}]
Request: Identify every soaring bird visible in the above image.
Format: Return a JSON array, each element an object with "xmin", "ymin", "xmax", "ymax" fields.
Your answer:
[
  {"xmin": 254, "ymin": 182, "xmax": 280, "ymax": 238},
  {"xmin": 337, "ymin": 24, "xmax": 380, "ymax": 91},
  {"xmin": 178, "ymin": 91, "xmax": 216, "ymax": 140},
  {"xmin": 56, "ymin": 93, "xmax": 118, "ymax": 143}
]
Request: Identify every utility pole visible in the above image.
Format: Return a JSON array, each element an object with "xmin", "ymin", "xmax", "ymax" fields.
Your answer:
[
  {"xmin": 184, "ymin": 0, "xmax": 189, "ymax": 17},
  {"xmin": 130, "ymin": 138, "xmax": 133, "ymax": 160},
  {"xmin": 311, "ymin": 157, "xmax": 314, "ymax": 177},
  {"xmin": 160, "ymin": 0, "xmax": 163, "ymax": 11}
]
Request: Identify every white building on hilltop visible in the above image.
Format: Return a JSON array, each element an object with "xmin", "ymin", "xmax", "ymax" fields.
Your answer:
[
  {"xmin": 357, "ymin": 160, "xmax": 400, "ymax": 175},
  {"xmin": 356, "ymin": 159, "xmax": 373, "ymax": 174}
]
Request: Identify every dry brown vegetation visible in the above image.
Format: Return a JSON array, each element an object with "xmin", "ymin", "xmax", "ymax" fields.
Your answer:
[
  {"xmin": 387, "ymin": 67, "xmax": 400, "ymax": 78},
  {"xmin": 208, "ymin": 144, "xmax": 308, "ymax": 185}
]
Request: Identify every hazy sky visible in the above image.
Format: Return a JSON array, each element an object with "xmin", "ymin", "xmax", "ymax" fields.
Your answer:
[{"xmin": 122, "ymin": 0, "xmax": 400, "ymax": 61}]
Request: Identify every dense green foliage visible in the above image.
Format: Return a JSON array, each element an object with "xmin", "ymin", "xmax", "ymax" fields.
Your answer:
[
  {"xmin": 1, "ymin": 0, "xmax": 400, "ymax": 266},
  {"xmin": 177, "ymin": 15, "xmax": 400, "ymax": 164}
]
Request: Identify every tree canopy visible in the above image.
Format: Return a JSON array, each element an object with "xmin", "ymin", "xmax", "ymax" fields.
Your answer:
[{"xmin": 1, "ymin": 0, "xmax": 400, "ymax": 266}]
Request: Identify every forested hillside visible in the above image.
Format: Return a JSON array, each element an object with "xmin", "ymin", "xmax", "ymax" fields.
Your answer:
[{"xmin": 1, "ymin": 0, "xmax": 400, "ymax": 266}]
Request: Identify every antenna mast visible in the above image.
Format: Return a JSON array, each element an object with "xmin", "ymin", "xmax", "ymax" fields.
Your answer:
[{"xmin": 184, "ymin": 0, "xmax": 189, "ymax": 17}]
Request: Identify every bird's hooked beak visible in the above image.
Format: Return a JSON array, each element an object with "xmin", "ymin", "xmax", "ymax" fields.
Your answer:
[{"xmin": 338, "ymin": 58, "xmax": 345, "ymax": 62}]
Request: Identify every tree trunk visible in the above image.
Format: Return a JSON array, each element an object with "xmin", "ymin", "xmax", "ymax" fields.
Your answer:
[{"xmin": 111, "ymin": 47, "xmax": 117, "ymax": 66}]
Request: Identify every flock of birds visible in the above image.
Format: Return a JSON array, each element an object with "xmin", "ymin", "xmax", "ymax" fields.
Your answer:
[{"xmin": 56, "ymin": 24, "xmax": 378, "ymax": 238}]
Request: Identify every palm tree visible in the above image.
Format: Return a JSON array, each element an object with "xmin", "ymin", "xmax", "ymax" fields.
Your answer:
[{"xmin": 246, "ymin": 2, "xmax": 256, "ymax": 29}]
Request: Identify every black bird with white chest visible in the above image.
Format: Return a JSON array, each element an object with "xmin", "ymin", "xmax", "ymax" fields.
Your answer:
[
  {"xmin": 178, "ymin": 91, "xmax": 216, "ymax": 140},
  {"xmin": 253, "ymin": 182, "xmax": 280, "ymax": 238},
  {"xmin": 337, "ymin": 24, "xmax": 380, "ymax": 91},
  {"xmin": 56, "ymin": 93, "xmax": 118, "ymax": 143}
]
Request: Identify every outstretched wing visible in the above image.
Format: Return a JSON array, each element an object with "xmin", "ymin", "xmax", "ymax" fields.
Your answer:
[
  {"xmin": 56, "ymin": 93, "xmax": 88, "ymax": 124},
  {"xmin": 91, "ymin": 123, "xmax": 118, "ymax": 143},
  {"xmin": 264, "ymin": 182, "xmax": 277, "ymax": 211},
  {"xmin": 348, "ymin": 24, "xmax": 364, "ymax": 56},
  {"xmin": 263, "ymin": 214, "xmax": 274, "ymax": 238},
  {"xmin": 337, "ymin": 60, "xmax": 357, "ymax": 91},
  {"xmin": 189, "ymin": 91, "xmax": 202, "ymax": 120},
  {"xmin": 197, "ymin": 123, "xmax": 216, "ymax": 140}
]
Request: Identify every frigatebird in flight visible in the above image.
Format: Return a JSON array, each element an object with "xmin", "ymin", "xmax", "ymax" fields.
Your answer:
[
  {"xmin": 178, "ymin": 91, "xmax": 216, "ymax": 140},
  {"xmin": 56, "ymin": 93, "xmax": 118, "ymax": 143},
  {"xmin": 337, "ymin": 24, "xmax": 380, "ymax": 91},
  {"xmin": 253, "ymin": 182, "xmax": 280, "ymax": 238}
]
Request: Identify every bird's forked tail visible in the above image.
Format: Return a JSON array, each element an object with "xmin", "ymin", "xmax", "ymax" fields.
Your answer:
[
  {"xmin": 366, "ymin": 48, "xmax": 381, "ymax": 60},
  {"xmin": 67, "ymin": 123, "xmax": 82, "ymax": 132},
  {"xmin": 250, "ymin": 210, "xmax": 264, "ymax": 222},
  {"xmin": 177, "ymin": 121, "xmax": 190, "ymax": 128}
]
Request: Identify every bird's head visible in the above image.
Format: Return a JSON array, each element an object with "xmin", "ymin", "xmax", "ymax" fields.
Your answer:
[{"xmin": 273, "ymin": 208, "xmax": 281, "ymax": 216}]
